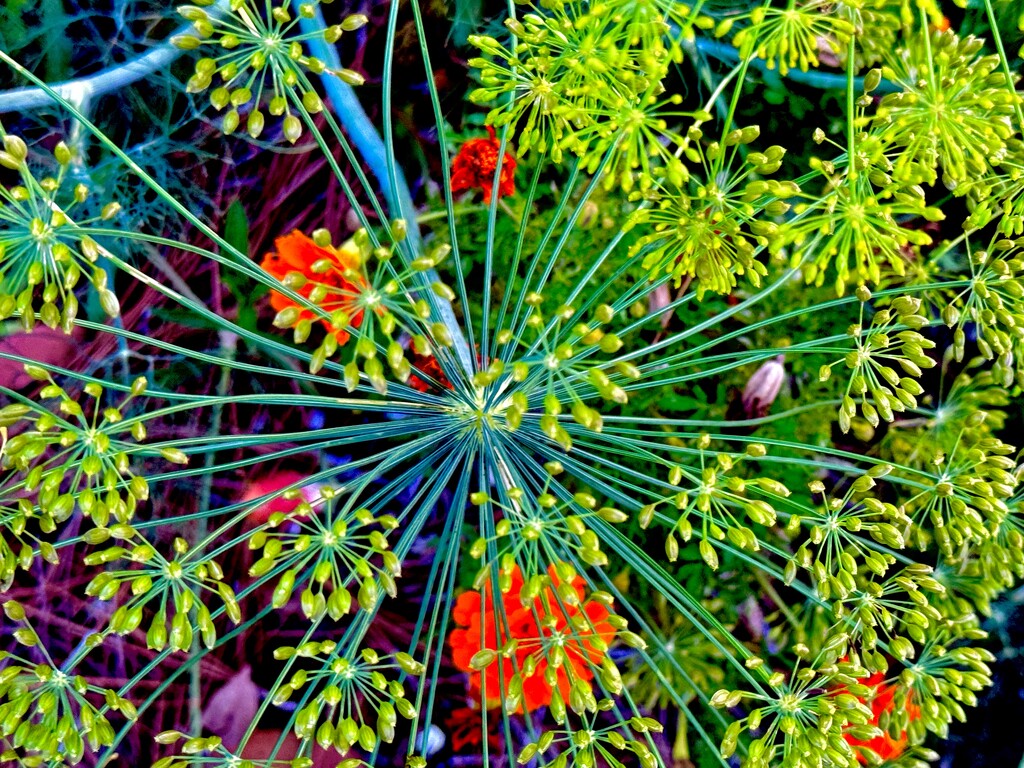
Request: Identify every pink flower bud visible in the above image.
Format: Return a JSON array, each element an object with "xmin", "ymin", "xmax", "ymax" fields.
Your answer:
[
  {"xmin": 742, "ymin": 354, "xmax": 786, "ymax": 418},
  {"xmin": 242, "ymin": 470, "xmax": 322, "ymax": 525}
]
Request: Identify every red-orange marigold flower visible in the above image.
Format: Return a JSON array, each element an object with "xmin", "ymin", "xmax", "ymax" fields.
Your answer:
[
  {"xmin": 408, "ymin": 352, "xmax": 451, "ymax": 393},
  {"xmin": 451, "ymin": 126, "xmax": 516, "ymax": 204},
  {"xmin": 841, "ymin": 671, "xmax": 922, "ymax": 764},
  {"xmin": 260, "ymin": 230, "xmax": 366, "ymax": 345},
  {"xmin": 448, "ymin": 564, "xmax": 615, "ymax": 712},
  {"xmin": 443, "ymin": 705, "xmax": 501, "ymax": 753}
]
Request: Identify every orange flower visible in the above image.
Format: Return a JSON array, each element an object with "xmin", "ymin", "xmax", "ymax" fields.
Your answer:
[
  {"xmin": 408, "ymin": 353, "xmax": 451, "ymax": 393},
  {"xmin": 444, "ymin": 705, "xmax": 501, "ymax": 753},
  {"xmin": 260, "ymin": 230, "xmax": 365, "ymax": 345},
  {"xmin": 451, "ymin": 126, "xmax": 516, "ymax": 203},
  {"xmin": 841, "ymin": 671, "xmax": 922, "ymax": 764},
  {"xmin": 448, "ymin": 564, "xmax": 615, "ymax": 712}
]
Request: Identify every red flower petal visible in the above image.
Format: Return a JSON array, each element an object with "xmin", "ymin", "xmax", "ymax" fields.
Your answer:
[
  {"xmin": 448, "ymin": 564, "xmax": 614, "ymax": 712},
  {"xmin": 450, "ymin": 129, "xmax": 516, "ymax": 203},
  {"xmin": 259, "ymin": 230, "xmax": 366, "ymax": 344}
]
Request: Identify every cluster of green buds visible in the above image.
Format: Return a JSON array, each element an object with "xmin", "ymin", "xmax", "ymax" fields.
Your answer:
[
  {"xmin": 0, "ymin": 601, "xmax": 135, "ymax": 765},
  {"xmin": 346, "ymin": 228, "xmax": 460, "ymax": 394},
  {"xmin": 0, "ymin": 499, "xmax": 49, "ymax": 592},
  {"xmin": 941, "ymin": 236, "xmax": 1024, "ymax": 387},
  {"xmin": 0, "ymin": 134, "xmax": 121, "ymax": 326},
  {"xmin": 828, "ymin": 565, "xmax": 946, "ymax": 663},
  {"xmin": 627, "ymin": 124, "xmax": 795, "ymax": 297},
  {"xmin": 893, "ymin": 624, "xmax": 994, "ymax": 742},
  {"xmin": 574, "ymin": 90, "xmax": 696, "ymax": 194},
  {"xmin": 711, "ymin": 656, "xmax": 875, "ymax": 768},
  {"xmin": 467, "ymin": 0, "xmax": 671, "ymax": 163},
  {"xmin": 174, "ymin": 1, "xmax": 368, "ymax": 141},
  {"xmin": 248, "ymin": 493, "xmax": 400, "ymax": 620},
  {"xmin": 517, "ymin": 706, "xmax": 663, "ymax": 768},
  {"xmin": 271, "ymin": 643, "xmax": 422, "ymax": 753},
  {"xmin": 779, "ymin": 110, "xmax": 945, "ymax": 292},
  {"xmin": 152, "ymin": 731, "xmax": 373, "ymax": 768},
  {"xmin": 819, "ymin": 291, "xmax": 934, "ymax": 434},
  {"xmin": 731, "ymin": 2, "xmax": 856, "ymax": 76},
  {"xmin": 151, "ymin": 734, "xmax": 237, "ymax": 768},
  {"xmin": 792, "ymin": 53, "xmax": 954, "ymax": 277},
  {"xmin": 833, "ymin": 1, "xmax": 908, "ymax": 69},
  {"xmin": 972, "ymin": 492, "xmax": 1024, "ymax": 601},
  {"xmin": 966, "ymin": 137, "xmax": 1024, "ymax": 235},
  {"xmin": 874, "ymin": 29, "xmax": 1018, "ymax": 192},
  {"xmin": 0, "ymin": 408, "xmax": 59, "ymax": 588},
  {"xmin": 493, "ymin": 299, "xmax": 637, "ymax": 451},
  {"xmin": 884, "ymin": 371, "xmax": 1011, "ymax": 475},
  {"xmin": 717, "ymin": 621, "xmax": 996, "ymax": 768},
  {"xmin": 84, "ymin": 533, "xmax": 241, "ymax": 652},
  {"xmin": 1, "ymin": 373, "xmax": 167, "ymax": 532},
  {"xmin": 639, "ymin": 439, "xmax": 790, "ymax": 571},
  {"xmin": 468, "ymin": 483, "xmax": 628, "ymax": 570},
  {"xmin": 783, "ymin": 466, "xmax": 908, "ymax": 599},
  {"xmin": 902, "ymin": 427, "xmax": 1016, "ymax": 559},
  {"xmin": 290, "ymin": 225, "xmax": 458, "ymax": 395}
]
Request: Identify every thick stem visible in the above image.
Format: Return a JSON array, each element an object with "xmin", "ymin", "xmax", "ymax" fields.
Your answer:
[
  {"xmin": 0, "ymin": 0, "xmax": 229, "ymax": 114},
  {"xmin": 296, "ymin": 4, "xmax": 474, "ymax": 375}
]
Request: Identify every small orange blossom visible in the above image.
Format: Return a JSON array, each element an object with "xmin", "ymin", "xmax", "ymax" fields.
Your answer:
[
  {"xmin": 842, "ymin": 671, "xmax": 922, "ymax": 764},
  {"xmin": 449, "ymin": 563, "xmax": 614, "ymax": 712},
  {"xmin": 408, "ymin": 352, "xmax": 451, "ymax": 393},
  {"xmin": 450, "ymin": 126, "xmax": 516, "ymax": 203},
  {"xmin": 443, "ymin": 705, "xmax": 501, "ymax": 753},
  {"xmin": 260, "ymin": 230, "xmax": 366, "ymax": 345}
]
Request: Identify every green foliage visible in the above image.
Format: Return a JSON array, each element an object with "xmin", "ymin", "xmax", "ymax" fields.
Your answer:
[{"xmin": 1, "ymin": 1, "xmax": 1024, "ymax": 768}]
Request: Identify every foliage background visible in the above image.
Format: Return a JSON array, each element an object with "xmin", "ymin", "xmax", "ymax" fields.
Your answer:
[{"xmin": 1, "ymin": 0, "xmax": 1024, "ymax": 767}]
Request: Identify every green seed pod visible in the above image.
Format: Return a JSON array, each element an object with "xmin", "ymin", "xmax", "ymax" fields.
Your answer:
[
  {"xmin": 342, "ymin": 13, "xmax": 369, "ymax": 30},
  {"xmin": 158, "ymin": 447, "xmax": 189, "ymax": 465},
  {"xmin": 357, "ymin": 577, "xmax": 378, "ymax": 610},
  {"xmin": 338, "ymin": 68, "xmax": 365, "ymax": 86},
  {"xmin": 210, "ymin": 87, "xmax": 230, "ymax": 110},
  {"xmin": 272, "ymin": 569, "xmax": 297, "ymax": 608},
  {"xmin": 302, "ymin": 91, "xmax": 323, "ymax": 113},
  {"xmin": 863, "ymin": 68, "xmax": 882, "ymax": 93},
  {"xmin": 246, "ymin": 110, "xmax": 265, "ymax": 139},
  {"xmin": 222, "ymin": 109, "xmax": 240, "ymax": 134},
  {"xmin": 170, "ymin": 34, "xmax": 202, "ymax": 50},
  {"xmin": 357, "ymin": 724, "xmax": 377, "ymax": 752},
  {"xmin": 700, "ymin": 539, "xmax": 719, "ymax": 570},
  {"xmin": 1, "ymin": 134, "xmax": 28, "ymax": 167}
]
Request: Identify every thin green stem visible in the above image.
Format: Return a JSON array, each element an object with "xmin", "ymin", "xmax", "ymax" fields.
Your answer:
[{"xmin": 983, "ymin": 0, "xmax": 1024, "ymax": 131}]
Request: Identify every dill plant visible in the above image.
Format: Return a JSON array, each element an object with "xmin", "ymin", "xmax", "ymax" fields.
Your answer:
[{"xmin": 0, "ymin": 1, "xmax": 1023, "ymax": 768}]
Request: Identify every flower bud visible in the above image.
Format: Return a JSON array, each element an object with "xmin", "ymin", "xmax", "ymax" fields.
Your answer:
[
  {"xmin": 741, "ymin": 354, "xmax": 785, "ymax": 418},
  {"xmin": 171, "ymin": 34, "xmax": 202, "ymax": 50},
  {"xmin": 2, "ymin": 134, "xmax": 28, "ymax": 165},
  {"xmin": 342, "ymin": 13, "xmax": 368, "ymax": 30}
]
